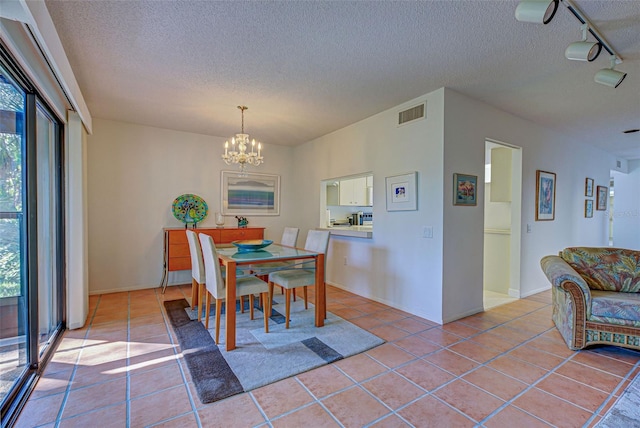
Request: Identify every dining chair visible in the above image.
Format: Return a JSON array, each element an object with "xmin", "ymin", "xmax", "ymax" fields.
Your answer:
[
  {"xmin": 251, "ymin": 227, "xmax": 299, "ymax": 274},
  {"xmin": 251, "ymin": 227, "xmax": 299, "ymax": 296},
  {"xmin": 199, "ymin": 233, "xmax": 271, "ymax": 343},
  {"xmin": 268, "ymin": 230, "xmax": 330, "ymax": 329},
  {"xmin": 185, "ymin": 230, "xmax": 206, "ymax": 320}
]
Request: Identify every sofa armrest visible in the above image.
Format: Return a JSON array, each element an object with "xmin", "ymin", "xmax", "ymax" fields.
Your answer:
[{"xmin": 541, "ymin": 255, "xmax": 592, "ymax": 313}]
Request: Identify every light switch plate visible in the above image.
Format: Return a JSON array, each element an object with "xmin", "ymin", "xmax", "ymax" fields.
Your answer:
[{"xmin": 423, "ymin": 226, "xmax": 433, "ymax": 238}]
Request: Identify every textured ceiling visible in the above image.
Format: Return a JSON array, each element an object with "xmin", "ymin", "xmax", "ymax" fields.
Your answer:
[{"xmin": 44, "ymin": 0, "xmax": 640, "ymax": 159}]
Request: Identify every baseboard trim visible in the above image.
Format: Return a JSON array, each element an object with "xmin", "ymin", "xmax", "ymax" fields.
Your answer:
[
  {"xmin": 442, "ymin": 306, "xmax": 484, "ymax": 324},
  {"xmin": 89, "ymin": 282, "xmax": 189, "ymax": 295},
  {"xmin": 326, "ymin": 280, "xmax": 442, "ymax": 325},
  {"xmin": 520, "ymin": 285, "xmax": 551, "ymax": 298}
]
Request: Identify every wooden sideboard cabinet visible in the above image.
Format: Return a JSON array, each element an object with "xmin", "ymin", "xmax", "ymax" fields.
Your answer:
[{"xmin": 160, "ymin": 227, "xmax": 265, "ymax": 290}]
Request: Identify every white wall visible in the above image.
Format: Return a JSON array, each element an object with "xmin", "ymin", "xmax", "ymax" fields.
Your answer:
[
  {"xmin": 611, "ymin": 160, "xmax": 640, "ymax": 250},
  {"xmin": 441, "ymin": 88, "xmax": 613, "ymax": 321},
  {"xmin": 85, "ymin": 88, "xmax": 619, "ymax": 323},
  {"xmin": 86, "ymin": 119, "xmax": 296, "ymax": 294},
  {"xmin": 292, "ymin": 90, "xmax": 446, "ymax": 322}
]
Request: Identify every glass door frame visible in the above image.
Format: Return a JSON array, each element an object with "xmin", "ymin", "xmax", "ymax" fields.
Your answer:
[{"xmin": 0, "ymin": 48, "xmax": 66, "ymax": 428}]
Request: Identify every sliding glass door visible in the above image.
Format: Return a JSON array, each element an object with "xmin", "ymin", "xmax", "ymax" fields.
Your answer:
[
  {"xmin": 35, "ymin": 103, "xmax": 63, "ymax": 354},
  {"xmin": 0, "ymin": 53, "xmax": 65, "ymax": 426},
  {"xmin": 0, "ymin": 65, "xmax": 27, "ymax": 409}
]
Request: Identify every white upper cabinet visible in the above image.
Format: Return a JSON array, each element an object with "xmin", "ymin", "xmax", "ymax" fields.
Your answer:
[{"xmin": 339, "ymin": 177, "xmax": 368, "ymax": 206}]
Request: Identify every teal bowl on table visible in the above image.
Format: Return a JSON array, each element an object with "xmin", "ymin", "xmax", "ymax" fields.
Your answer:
[{"xmin": 231, "ymin": 239, "xmax": 273, "ymax": 253}]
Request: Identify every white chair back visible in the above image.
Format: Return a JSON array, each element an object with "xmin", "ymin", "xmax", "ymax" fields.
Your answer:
[
  {"xmin": 186, "ymin": 230, "xmax": 205, "ymax": 283},
  {"xmin": 199, "ymin": 233, "xmax": 225, "ymax": 299},
  {"xmin": 281, "ymin": 227, "xmax": 299, "ymax": 247},
  {"xmin": 304, "ymin": 230, "xmax": 330, "ymax": 255}
]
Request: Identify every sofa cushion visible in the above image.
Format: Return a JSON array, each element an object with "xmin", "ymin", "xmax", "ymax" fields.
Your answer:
[
  {"xmin": 560, "ymin": 247, "xmax": 640, "ymax": 292},
  {"xmin": 591, "ymin": 290, "xmax": 640, "ymax": 322}
]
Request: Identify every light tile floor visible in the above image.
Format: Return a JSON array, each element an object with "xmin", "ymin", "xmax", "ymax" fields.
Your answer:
[
  {"xmin": 483, "ymin": 290, "xmax": 517, "ymax": 311},
  {"xmin": 14, "ymin": 285, "xmax": 640, "ymax": 427}
]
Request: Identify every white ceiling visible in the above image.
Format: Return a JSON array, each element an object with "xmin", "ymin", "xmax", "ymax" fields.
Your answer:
[{"xmin": 44, "ymin": 0, "xmax": 640, "ymax": 159}]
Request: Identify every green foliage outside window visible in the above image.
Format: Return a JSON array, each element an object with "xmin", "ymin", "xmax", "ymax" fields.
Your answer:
[{"xmin": 0, "ymin": 78, "xmax": 24, "ymax": 298}]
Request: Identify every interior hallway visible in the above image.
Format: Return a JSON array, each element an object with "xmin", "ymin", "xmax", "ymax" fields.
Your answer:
[{"xmin": 14, "ymin": 285, "xmax": 640, "ymax": 427}]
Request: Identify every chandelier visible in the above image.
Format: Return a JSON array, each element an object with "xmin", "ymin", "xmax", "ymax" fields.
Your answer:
[{"xmin": 222, "ymin": 106, "xmax": 264, "ymax": 176}]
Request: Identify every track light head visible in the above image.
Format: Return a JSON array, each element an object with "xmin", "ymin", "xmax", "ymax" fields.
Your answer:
[
  {"xmin": 565, "ymin": 41, "xmax": 602, "ymax": 62},
  {"xmin": 595, "ymin": 56, "xmax": 627, "ymax": 88},
  {"xmin": 595, "ymin": 68, "xmax": 627, "ymax": 88},
  {"xmin": 515, "ymin": 0, "xmax": 559, "ymax": 24}
]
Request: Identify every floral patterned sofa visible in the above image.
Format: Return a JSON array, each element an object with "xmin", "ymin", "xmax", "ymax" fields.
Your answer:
[{"xmin": 540, "ymin": 247, "xmax": 640, "ymax": 351}]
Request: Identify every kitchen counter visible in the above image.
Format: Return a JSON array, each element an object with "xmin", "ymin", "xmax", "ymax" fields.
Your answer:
[{"xmin": 317, "ymin": 225, "xmax": 373, "ymax": 239}]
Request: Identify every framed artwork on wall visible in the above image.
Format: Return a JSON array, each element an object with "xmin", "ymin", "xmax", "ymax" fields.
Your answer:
[
  {"xmin": 596, "ymin": 185, "xmax": 608, "ymax": 211},
  {"xmin": 385, "ymin": 172, "xmax": 417, "ymax": 211},
  {"xmin": 585, "ymin": 199, "xmax": 593, "ymax": 218},
  {"xmin": 221, "ymin": 171, "xmax": 280, "ymax": 216},
  {"xmin": 535, "ymin": 170, "xmax": 556, "ymax": 221},
  {"xmin": 585, "ymin": 177, "xmax": 594, "ymax": 197},
  {"xmin": 453, "ymin": 173, "xmax": 478, "ymax": 206}
]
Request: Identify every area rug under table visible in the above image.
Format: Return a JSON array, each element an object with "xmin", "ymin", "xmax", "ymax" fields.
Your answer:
[{"xmin": 163, "ymin": 294, "xmax": 384, "ymax": 404}]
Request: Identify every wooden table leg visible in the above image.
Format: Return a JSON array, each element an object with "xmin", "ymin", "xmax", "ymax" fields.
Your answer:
[
  {"xmin": 225, "ymin": 260, "xmax": 237, "ymax": 351},
  {"xmin": 315, "ymin": 253, "xmax": 325, "ymax": 327}
]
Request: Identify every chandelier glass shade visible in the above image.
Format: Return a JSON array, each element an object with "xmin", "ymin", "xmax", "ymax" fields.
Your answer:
[{"xmin": 222, "ymin": 106, "xmax": 264, "ymax": 176}]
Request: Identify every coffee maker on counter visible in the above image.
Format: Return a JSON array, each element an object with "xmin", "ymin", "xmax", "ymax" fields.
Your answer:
[{"xmin": 351, "ymin": 211, "xmax": 364, "ymax": 226}]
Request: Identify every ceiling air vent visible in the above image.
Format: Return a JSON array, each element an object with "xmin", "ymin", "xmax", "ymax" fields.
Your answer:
[{"xmin": 398, "ymin": 103, "xmax": 425, "ymax": 126}]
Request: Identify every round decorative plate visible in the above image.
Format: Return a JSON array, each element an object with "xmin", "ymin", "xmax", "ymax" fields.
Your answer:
[
  {"xmin": 231, "ymin": 239, "xmax": 273, "ymax": 253},
  {"xmin": 172, "ymin": 194, "xmax": 208, "ymax": 224}
]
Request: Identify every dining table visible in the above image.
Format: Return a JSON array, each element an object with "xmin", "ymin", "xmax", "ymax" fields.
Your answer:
[{"xmin": 216, "ymin": 242, "xmax": 326, "ymax": 351}]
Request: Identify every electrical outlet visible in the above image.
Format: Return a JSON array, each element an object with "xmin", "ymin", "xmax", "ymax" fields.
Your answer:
[{"xmin": 423, "ymin": 226, "xmax": 433, "ymax": 238}]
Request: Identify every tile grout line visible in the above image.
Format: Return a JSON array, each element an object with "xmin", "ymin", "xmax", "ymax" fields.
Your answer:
[
  {"xmin": 583, "ymin": 358, "xmax": 640, "ymax": 427},
  {"xmin": 154, "ymin": 287, "xmax": 203, "ymax": 427},
  {"xmin": 52, "ymin": 296, "xmax": 101, "ymax": 427},
  {"xmin": 126, "ymin": 292, "xmax": 131, "ymax": 428}
]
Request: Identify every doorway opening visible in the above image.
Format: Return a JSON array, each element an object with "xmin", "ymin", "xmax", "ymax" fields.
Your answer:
[
  {"xmin": 608, "ymin": 176, "xmax": 614, "ymax": 246},
  {"xmin": 483, "ymin": 140, "xmax": 522, "ymax": 310}
]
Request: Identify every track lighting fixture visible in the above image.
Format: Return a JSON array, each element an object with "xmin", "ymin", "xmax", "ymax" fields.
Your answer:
[
  {"xmin": 565, "ymin": 24, "xmax": 601, "ymax": 62},
  {"xmin": 594, "ymin": 56, "xmax": 627, "ymax": 88},
  {"xmin": 515, "ymin": 0, "xmax": 559, "ymax": 25},
  {"xmin": 515, "ymin": 0, "xmax": 627, "ymax": 88}
]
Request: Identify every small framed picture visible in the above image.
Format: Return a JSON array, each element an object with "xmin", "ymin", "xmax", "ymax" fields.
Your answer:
[
  {"xmin": 596, "ymin": 185, "xmax": 608, "ymax": 211},
  {"xmin": 585, "ymin": 178, "xmax": 594, "ymax": 197},
  {"xmin": 385, "ymin": 172, "xmax": 417, "ymax": 211},
  {"xmin": 535, "ymin": 170, "xmax": 556, "ymax": 221},
  {"xmin": 453, "ymin": 173, "xmax": 478, "ymax": 206},
  {"xmin": 585, "ymin": 200, "xmax": 593, "ymax": 218}
]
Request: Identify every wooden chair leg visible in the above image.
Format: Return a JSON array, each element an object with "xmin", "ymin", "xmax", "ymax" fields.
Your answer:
[
  {"xmin": 215, "ymin": 299, "xmax": 222, "ymax": 345},
  {"xmin": 303, "ymin": 286, "xmax": 308, "ymax": 310},
  {"xmin": 198, "ymin": 282, "xmax": 205, "ymax": 321},
  {"xmin": 205, "ymin": 291, "xmax": 211, "ymax": 329},
  {"xmin": 240, "ymin": 295, "xmax": 245, "ymax": 313},
  {"xmin": 293, "ymin": 288, "xmax": 296, "ymax": 301},
  {"xmin": 285, "ymin": 288, "xmax": 292, "ymax": 329},
  {"xmin": 191, "ymin": 278, "xmax": 198, "ymax": 310},
  {"xmin": 249, "ymin": 294, "xmax": 255, "ymax": 320},
  {"xmin": 263, "ymin": 291, "xmax": 269, "ymax": 333}
]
